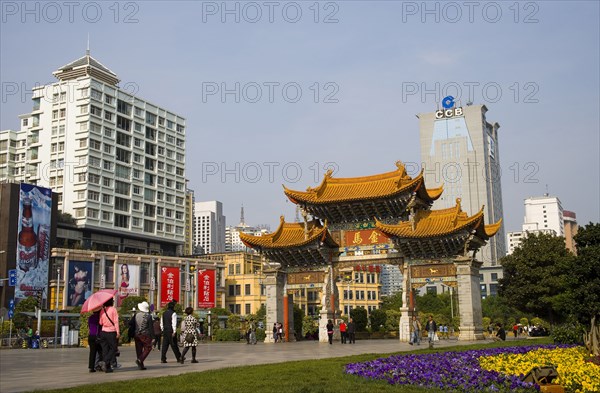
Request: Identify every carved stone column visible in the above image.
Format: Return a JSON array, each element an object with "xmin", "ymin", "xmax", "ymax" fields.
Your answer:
[
  {"xmin": 455, "ymin": 256, "xmax": 485, "ymax": 340},
  {"xmin": 398, "ymin": 260, "xmax": 414, "ymax": 342},
  {"xmin": 319, "ymin": 265, "xmax": 339, "ymax": 343},
  {"xmin": 264, "ymin": 268, "xmax": 285, "ymax": 343}
]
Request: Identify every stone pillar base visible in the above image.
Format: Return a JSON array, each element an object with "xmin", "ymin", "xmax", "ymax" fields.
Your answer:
[
  {"xmin": 458, "ymin": 326, "xmax": 485, "ymax": 341},
  {"xmin": 319, "ymin": 309, "xmax": 336, "ymax": 343},
  {"xmin": 399, "ymin": 307, "xmax": 413, "ymax": 342}
]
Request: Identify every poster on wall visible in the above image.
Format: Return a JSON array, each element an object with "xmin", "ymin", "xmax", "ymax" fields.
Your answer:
[
  {"xmin": 197, "ymin": 269, "xmax": 215, "ymax": 309},
  {"xmin": 15, "ymin": 183, "xmax": 52, "ymax": 302},
  {"xmin": 67, "ymin": 261, "xmax": 93, "ymax": 307},
  {"xmin": 160, "ymin": 267, "xmax": 180, "ymax": 308},
  {"xmin": 116, "ymin": 263, "xmax": 139, "ymax": 306}
]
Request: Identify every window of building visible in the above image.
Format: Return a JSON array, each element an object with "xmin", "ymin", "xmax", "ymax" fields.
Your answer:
[
  {"xmin": 114, "ymin": 214, "xmax": 129, "ymax": 228},
  {"xmin": 115, "ymin": 180, "xmax": 130, "ymax": 195},
  {"xmin": 116, "ymin": 132, "xmax": 131, "ymax": 147},
  {"xmin": 105, "ymin": 95, "xmax": 114, "ymax": 105},
  {"xmin": 114, "ymin": 197, "xmax": 130, "ymax": 212},
  {"xmin": 145, "ymin": 112, "xmax": 156, "ymax": 125},
  {"xmin": 491, "ymin": 273, "xmax": 498, "ymax": 281},
  {"xmin": 116, "ymin": 115, "xmax": 131, "ymax": 131},
  {"xmin": 244, "ymin": 284, "xmax": 251, "ymax": 295}
]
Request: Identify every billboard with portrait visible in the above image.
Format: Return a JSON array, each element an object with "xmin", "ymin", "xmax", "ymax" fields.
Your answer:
[
  {"xmin": 15, "ymin": 183, "xmax": 52, "ymax": 302},
  {"xmin": 67, "ymin": 261, "xmax": 93, "ymax": 307},
  {"xmin": 116, "ymin": 263, "xmax": 139, "ymax": 306}
]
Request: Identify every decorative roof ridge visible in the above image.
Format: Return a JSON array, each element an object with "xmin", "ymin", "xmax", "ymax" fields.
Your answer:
[
  {"xmin": 53, "ymin": 53, "xmax": 118, "ymax": 78},
  {"xmin": 321, "ymin": 161, "xmax": 410, "ymax": 185}
]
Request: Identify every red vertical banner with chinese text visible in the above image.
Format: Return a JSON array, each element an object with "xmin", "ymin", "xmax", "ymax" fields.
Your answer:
[
  {"xmin": 160, "ymin": 267, "xmax": 180, "ymax": 308},
  {"xmin": 197, "ymin": 269, "xmax": 216, "ymax": 309}
]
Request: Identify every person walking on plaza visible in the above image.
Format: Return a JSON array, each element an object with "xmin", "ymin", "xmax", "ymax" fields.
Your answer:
[
  {"xmin": 180, "ymin": 307, "xmax": 200, "ymax": 364},
  {"xmin": 339, "ymin": 320, "xmax": 347, "ymax": 344},
  {"xmin": 513, "ymin": 324, "xmax": 518, "ymax": 338},
  {"xmin": 134, "ymin": 301, "xmax": 154, "ymax": 370},
  {"xmin": 426, "ymin": 315, "xmax": 437, "ymax": 346},
  {"xmin": 347, "ymin": 318, "xmax": 356, "ymax": 344},
  {"xmin": 409, "ymin": 315, "xmax": 421, "ymax": 345},
  {"xmin": 326, "ymin": 320, "xmax": 334, "ymax": 345},
  {"xmin": 88, "ymin": 310, "xmax": 103, "ymax": 372},
  {"xmin": 272, "ymin": 323, "xmax": 278, "ymax": 343},
  {"xmin": 160, "ymin": 301, "xmax": 182, "ymax": 363},
  {"xmin": 152, "ymin": 315, "xmax": 162, "ymax": 350},
  {"xmin": 26, "ymin": 325, "xmax": 33, "ymax": 348},
  {"xmin": 99, "ymin": 298, "xmax": 120, "ymax": 373}
]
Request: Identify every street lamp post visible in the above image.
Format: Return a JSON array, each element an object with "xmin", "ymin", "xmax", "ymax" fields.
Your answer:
[{"xmin": 53, "ymin": 268, "xmax": 60, "ymax": 349}]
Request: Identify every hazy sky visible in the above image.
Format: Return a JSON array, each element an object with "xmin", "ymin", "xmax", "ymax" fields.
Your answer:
[{"xmin": 1, "ymin": 1, "xmax": 599, "ymax": 235}]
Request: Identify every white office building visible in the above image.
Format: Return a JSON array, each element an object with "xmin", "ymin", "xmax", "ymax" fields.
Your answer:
[
  {"xmin": 0, "ymin": 52, "xmax": 187, "ymax": 253},
  {"xmin": 506, "ymin": 195, "xmax": 565, "ymax": 255},
  {"xmin": 419, "ymin": 103, "xmax": 506, "ymax": 297},
  {"xmin": 193, "ymin": 201, "xmax": 226, "ymax": 254}
]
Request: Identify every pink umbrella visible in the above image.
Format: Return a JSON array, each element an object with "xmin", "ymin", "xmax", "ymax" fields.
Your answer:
[{"xmin": 81, "ymin": 289, "xmax": 117, "ymax": 313}]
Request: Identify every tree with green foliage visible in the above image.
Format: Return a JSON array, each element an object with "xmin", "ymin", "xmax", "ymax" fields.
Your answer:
[
  {"xmin": 499, "ymin": 232, "xmax": 576, "ymax": 324},
  {"xmin": 369, "ymin": 309, "xmax": 387, "ymax": 332},
  {"xmin": 384, "ymin": 310, "xmax": 400, "ymax": 332},
  {"xmin": 13, "ymin": 297, "xmax": 38, "ymax": 328},
  {"xmin": 293, "ymin": 305, "xmax": 303, "ymax": 339},
  {"xmin": 380, "ymin": 291, "xmax": 403, "ymax": 311},
  {"xmin": 567, "ymin": 223, "xmax": 600, "ymax": 356},
  {"xmin": 302, "ymin": 315, "xmax": 318, "ymax": 339},
  {"xmin": 350, "ymin": 307, "xmax": 368, "ymax": 332}
]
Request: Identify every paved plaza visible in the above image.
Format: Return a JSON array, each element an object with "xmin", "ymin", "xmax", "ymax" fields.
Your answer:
[{"xmin": 0, "ymin": 338, "xmax": 487, "ymax": 392}]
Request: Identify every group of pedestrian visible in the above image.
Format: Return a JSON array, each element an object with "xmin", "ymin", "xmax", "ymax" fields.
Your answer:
[
  {"xmin": 88, "ymin": 299, "xmax": 202, "ymax": 373},
  {"xmin": 272, "ymin": 322, "xmax": 284, "ymax": 343},
  {"xmin": 326, "ymin": 318, "xmax": 356, "ymax": 345}
]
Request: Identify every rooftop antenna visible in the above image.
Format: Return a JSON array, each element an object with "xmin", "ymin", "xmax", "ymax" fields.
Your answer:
[
  {"xmin": 86, "ymin": 33, "xmax": 90, "ymax": 56},
  {"xmin": 240, "ymin": 204, "xmax": 245, "ymax": 226},
  {"xmin": 544, "ymin": 184, "xmax": 549, "ymax": 197}
]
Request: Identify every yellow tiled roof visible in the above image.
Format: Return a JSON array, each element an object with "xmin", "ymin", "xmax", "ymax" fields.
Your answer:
[
  {"xmin": 375, "ymin": 198, "xmax": 502, "ymax": 239},
  {"xmin": 283, "ymin": 161, "xmax": 443, "ymax": 205},
  {"xmin": 239, "ymin": 216, "xmax": 339, "ymax": 249}
]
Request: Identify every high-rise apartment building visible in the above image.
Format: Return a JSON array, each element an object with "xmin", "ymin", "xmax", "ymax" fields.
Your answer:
[
  {"xmin": 563, "ymin": 210, "xmax": 578, "ymax": 254},
  {"xmin": 193, "ymin": 201, "xmax": 226, "ymax": 254},
  {"xmin": 506, "ymin": 196, "xmax": 576, "ymax": 255},
  {"xmin": 419, "ymin": 103, "xmax": 506, "ymax": 297},
  {"xmin": 523, "ymin": 195, "xmax": 564, "ymax": 235},
  {"xmin": 1, "ymin": 52, "xmax": 187, "ymax": 254},
  {"xmin": 378, "ymin": 264, "xmax": 403, "ymax": 298}
]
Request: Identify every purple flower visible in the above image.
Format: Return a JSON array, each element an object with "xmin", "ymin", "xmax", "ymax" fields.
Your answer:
[{"xmin": 345, "ymin": 344, "xmax": 569, "ymax": 392}]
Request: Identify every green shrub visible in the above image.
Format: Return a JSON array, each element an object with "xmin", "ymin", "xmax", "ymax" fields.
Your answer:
[
  {"xmin": 551, "ymin": 323, "xmax": 584, "ymax": 345},
  {"xmin": 255, "ymin": 328, "xmax": 266, "ymax": 341},
  {"xmin": 214, "ymin": 328, "xmax": 241, "ymax": 341}
]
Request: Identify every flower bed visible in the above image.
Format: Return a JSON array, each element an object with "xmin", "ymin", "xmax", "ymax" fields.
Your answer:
[
  {"xmin": 480, "ymin": 346, "xmax": 600, "ymax": 393},
  {"xmin": 345, "ymin": 345, "xmax": 599, "ymax": 393}
]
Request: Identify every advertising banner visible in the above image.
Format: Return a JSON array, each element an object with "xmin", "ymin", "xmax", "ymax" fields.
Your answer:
[
  {"xmin": 117, "ymin": 263, "xmax": 139, "ymax": 306},
  {"xmin": 160, "ymin": 267, "xmax": 180, "ymax": 308},
  {"xmin": 15, "ymin": 183, "xmax": 52, "ymax": 302},
  {"xmin": 197, "ymin": 269, "xmax": 216, "ymax": 309},
  {"xmin": 67, "ymin": 261, "xmax": 93, "ymax": 307}
]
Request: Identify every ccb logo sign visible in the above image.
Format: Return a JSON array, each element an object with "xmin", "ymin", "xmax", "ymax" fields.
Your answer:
[{"xmin": 436, "ymin": 96, "xmax": 463, "ymax": 119}]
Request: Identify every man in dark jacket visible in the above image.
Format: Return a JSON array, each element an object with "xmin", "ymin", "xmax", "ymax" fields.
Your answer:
[
  {"xmin": 160, "ymin": 301, "xmax": 182, "ymax": 363},
  {"xmin": 134, "ymin": 301, "xmax": 154, "ymax": 370},
  {"xmin": 347, "ymin": 318, "xmax": 356, "ymax": 344},
  {"xmin": 426, "ymin": 315, "xmax": 437, "ymax": 345}
]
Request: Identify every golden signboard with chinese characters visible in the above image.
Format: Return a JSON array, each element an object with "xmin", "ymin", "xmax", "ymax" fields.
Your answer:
[
  {"xmin": 344, "ymin": 229, "xmax": 390, "ymax": 246},
  {"xmin": 410, "ymin": 263, "xmax": 456, "ymax": 278},
  {"xmin": 410, "ymin": 263, "xmax": 456, "ymax": 279},
  {"xmin": 287, "ymin": 271, "xmax": 325, "ymax": 285}
]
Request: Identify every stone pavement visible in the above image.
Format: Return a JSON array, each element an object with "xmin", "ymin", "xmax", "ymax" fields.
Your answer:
[{"xmin": 0, "ymin": 338, "xmax": 486, "ymax": 393}]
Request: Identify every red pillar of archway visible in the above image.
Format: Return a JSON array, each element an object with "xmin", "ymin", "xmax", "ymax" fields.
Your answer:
[{"xmin": 283, "ymin": 292, "xmax": 289, "ymax": 342}]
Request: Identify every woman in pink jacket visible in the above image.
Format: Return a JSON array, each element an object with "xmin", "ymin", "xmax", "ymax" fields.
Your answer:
[{"xmin": 99, "ymin": 297, "xmax": 120, "ymax": 373}]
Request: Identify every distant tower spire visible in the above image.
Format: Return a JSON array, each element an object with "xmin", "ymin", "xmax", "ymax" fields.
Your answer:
[
  {"xmin": 86, "ymin": 33, "xmax": 90, "ymax": 56},
  {"xmin": 545, "ymin": 184, "xmax": 549, "ymax": 197},
  {"xmin": 240, "ymin": 204, "xmax": 245, "ymax": 226}
]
